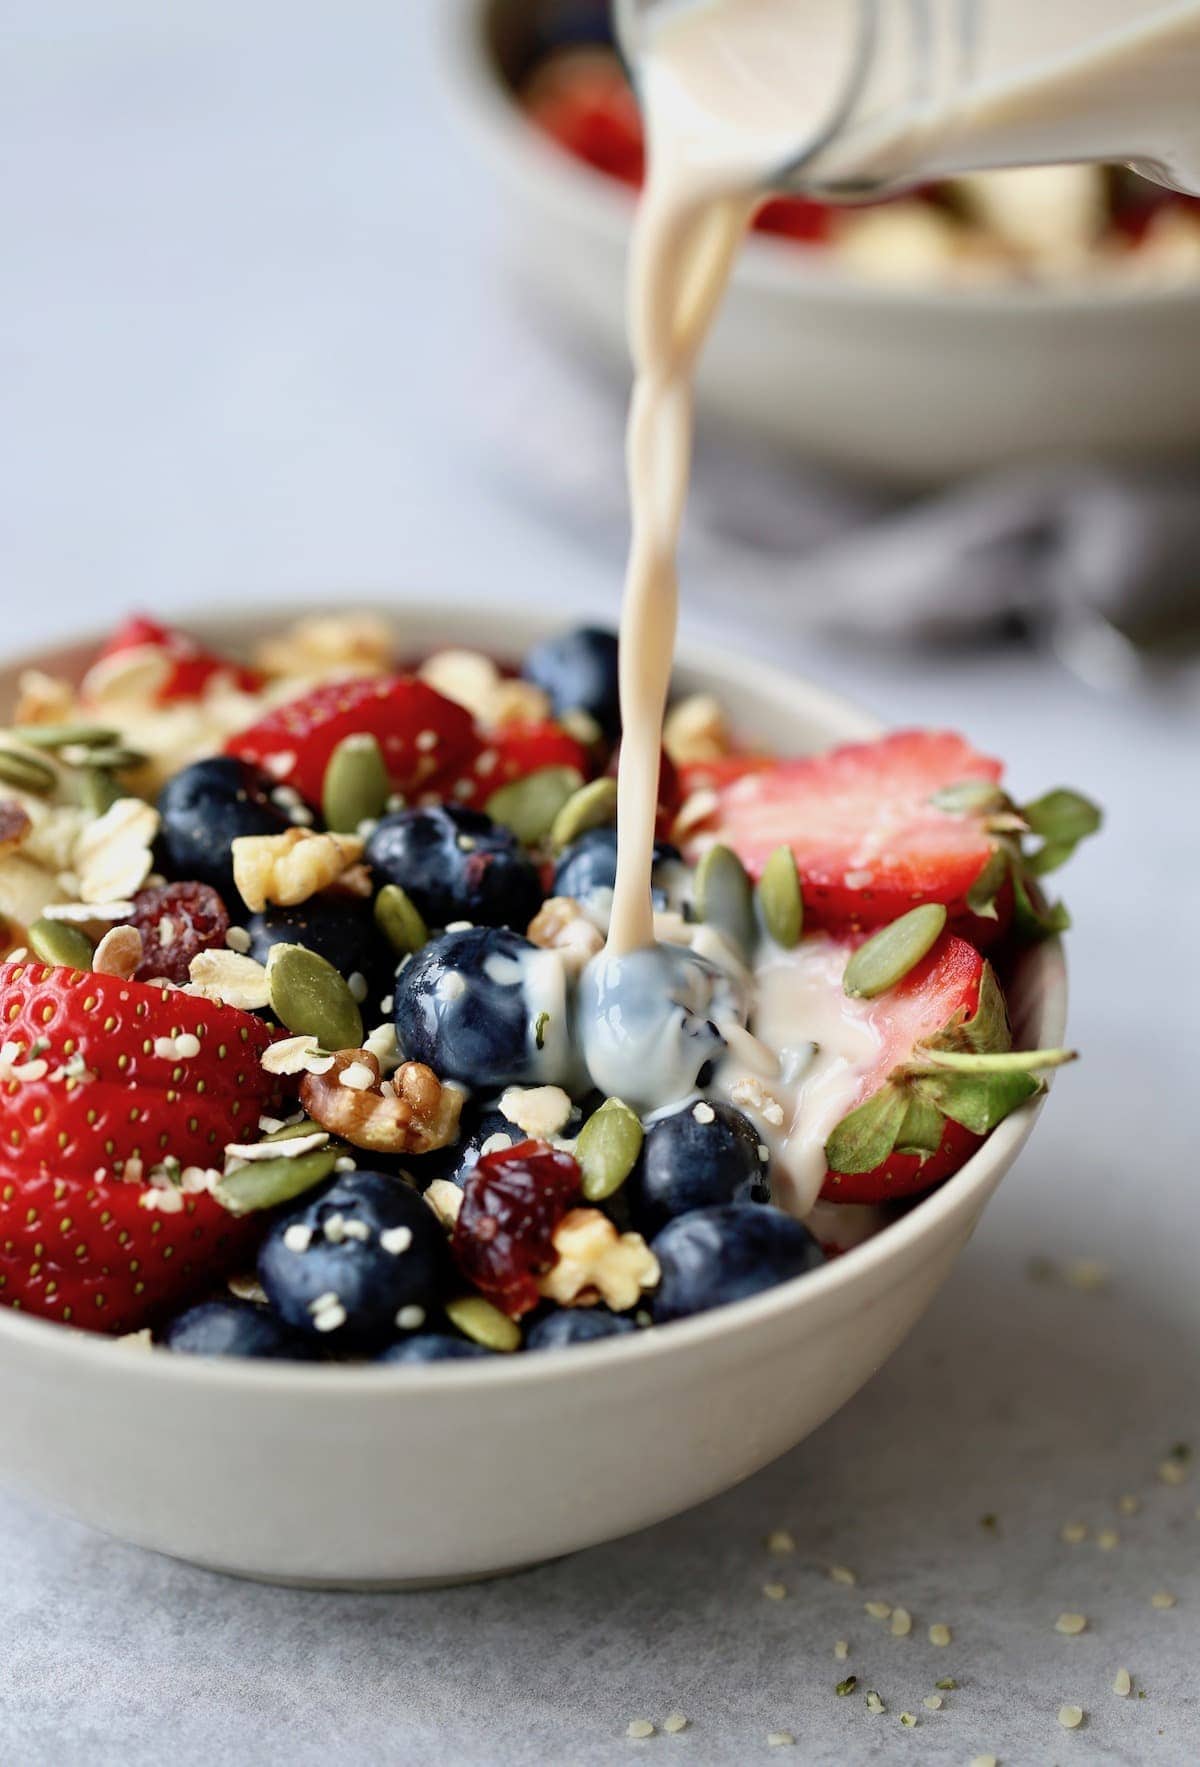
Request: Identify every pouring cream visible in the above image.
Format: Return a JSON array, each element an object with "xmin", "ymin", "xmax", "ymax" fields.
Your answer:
[{"xmin": 579, "ymin": 0, "xmax": 1200, "ymax": 1216}]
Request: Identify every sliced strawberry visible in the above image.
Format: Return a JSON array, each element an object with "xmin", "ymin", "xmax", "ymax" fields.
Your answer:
[
  {"xmin": 676, "ymin": 752, "xmax": 775, "ymax": 800},
  {"xmin": 0, "ymin": 1160, "xmax": 260, "ymax": 1334},
  {"xmin": 754, "ymin": 195, "xmax": 835, "ymax": 243},
  {"xmin": 0, "ymin": 961, "xmax": 280, "ymax": 1179},
  {"xmin": 523, "ymin": 50, "xmax": 646, "ymax": 187},
  {"xmin": 820, "ymin": 935, "xmax": 985, "ymax": 1205},
  {"xmin": 83, "ymin": 615, "xmax": 262, "ymax": 704},
  {"xmin": 688, "ymin": 730, "xmax": 1007, "ymax": 933},
  {"xmin": 818, "ymin": 932, "xmax": 1069, "ymax": 1205},
  {"xmin": 225, "ymin": 675, "xmax": 481, "ymax": 807},
  {"xmin": 468, "ymin": 720, "xmax": 593, "ymax": 805}
]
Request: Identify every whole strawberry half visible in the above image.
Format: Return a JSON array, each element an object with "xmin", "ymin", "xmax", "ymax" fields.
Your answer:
[
  {"xmin": 0, "ymin": 961, "xmax": 284, "ymax": 1331},
  {"xmin": 467, "ymin": 719, "xmax": 593, "ymax": 806},
  {"xmin": 0, "ymin": 960, "xmax": 279, "ymax": 1177},
  {"xmin": 687, "ymin": 730, "xmax": 1100, "ymax": 939},
  {"xmin": 83, "ymin": 615, "xmax": 262, "ymax": 704},
  {"xmin": 0, "ymin": 1164, "xmax": 260, "ymax": 1334},
  {"xmin": 820, "ymin": 933, "xmax": 1072, "ymax": 1205},
  {"xmin": 225, "ymin": 675, "xmax": 481, "ymax": 806}
]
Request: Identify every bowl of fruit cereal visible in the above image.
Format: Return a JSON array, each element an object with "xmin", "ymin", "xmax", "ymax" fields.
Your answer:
[
  {"xmin": 446, "ymin": 0, "xmax": 1200, "ymax": 481},
  {"xmin": 0, "ymin": 602, "xmax": 1094, "ymax": 1585}
]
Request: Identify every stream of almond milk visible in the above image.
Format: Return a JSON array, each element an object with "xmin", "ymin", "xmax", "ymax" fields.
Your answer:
[{"xmin": 586, "ymin": 0, "xmax": 1200, "ymax": 1217}]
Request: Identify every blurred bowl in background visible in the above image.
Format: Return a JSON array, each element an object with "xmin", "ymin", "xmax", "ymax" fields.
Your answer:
[{"xmin": 445, "ymin": 0, "xmax": 1200, "ymax": 485}]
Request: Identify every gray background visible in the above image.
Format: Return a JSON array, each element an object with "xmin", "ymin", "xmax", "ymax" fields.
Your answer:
[{"xmin": 2, "ymin": 3, "xmax": 1197, "ymax": 1762}]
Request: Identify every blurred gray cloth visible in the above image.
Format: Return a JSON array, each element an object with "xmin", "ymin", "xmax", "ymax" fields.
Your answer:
[
  {"xmin": 725, "ymin": 461, "xmax": 1200, "ymax": 646},
  {"xmin": 483, "ymin": 312, "xmax": 1200, "ymax": 656}
]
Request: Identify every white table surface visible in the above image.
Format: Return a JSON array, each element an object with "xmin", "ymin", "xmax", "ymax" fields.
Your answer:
[{"xmin": 2, "ymin": 4, "xmax": 1197, "ymax": 1763}]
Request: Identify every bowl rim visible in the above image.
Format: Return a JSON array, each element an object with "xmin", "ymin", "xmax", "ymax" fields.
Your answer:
[
  {"xmin": 441, "ymin": 0, "xmax": 1200, "ymax": 319},
  {"xmin": 0, "ymin": 596, "xmax": 1067, "ymax": 1392}
]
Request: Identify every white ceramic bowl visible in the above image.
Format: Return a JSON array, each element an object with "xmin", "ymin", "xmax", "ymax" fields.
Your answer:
[
  {"xmin": 445, "ymin": 0, "xmax": 1200, "ymax": 485},
  {"xmin": 0, "ymin": 603, "xmax": 1066, "ymax": 1587}
]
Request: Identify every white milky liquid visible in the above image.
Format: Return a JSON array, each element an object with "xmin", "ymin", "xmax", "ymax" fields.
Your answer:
[{"xmin": 586, "ymin": 0, "xmax": 1200, "ymax": 1213}]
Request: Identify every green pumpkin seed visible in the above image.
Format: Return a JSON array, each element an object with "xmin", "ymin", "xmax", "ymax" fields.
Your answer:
[
  {"xmin": 929, "ymin": 778, "xmax": 1009, "ymax": 817},
  {"xmin": 0, "ymin": 748, "xmax": 56, "ymax": 796},
  {"xmin": 444, "ymin": 1294, "xmax": 520, "ymax": 1353},
  {"xmin": 261, "ymin": 1118, "xmax": 325, "ymax": 1144},
  {"xmin": 757, "ymin": 845, "xmax": 803, "ymax": 948},
  {"xmin": 374, "ymin": 883, "xmax": 428, "ymax": 958},
  {"xmin": 486, "ymin": 765, "xmax": 583, "ymax": 847},
  {"xmin": 576, "ymin": 1096, "xmax": 644, "ymax": 1202},
  {"xmin": 28, "ymin": 916, "xmax": 96, "ymax": 971},
  {"xmin": 322, "ymin": 733, "xmax": 390, "ymax": 834},
  {"xmin": 694, "ymin": 843, "xmax": 755, "ymax": 956},
  {"xmin": 73, "ymin": 767, "xmax": 124, "ymax": 816},
  {"xmin": 843, "ymin": 904, "xmax": 948, "ymax": 1000},
  {"xmin": 266, "ymin": 944, "xmax": 363, "ymax": 1051},
  {"xmin": 12, "ymin": 722, "xmax": 121, "ymax": 750},
  {"xmin": 59, "ymin": 743, "xmax": 147, "ymax": 772},
  {"xmin": 549, "ymin": 776, "xmax": 618, "ymax": 852},
  {"xmin": 215, "ymin": 1146, "xmax": 339, "ymax": 1216}
]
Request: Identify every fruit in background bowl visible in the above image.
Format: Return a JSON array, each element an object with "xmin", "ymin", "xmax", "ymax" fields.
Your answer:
[{"xmin": 518, "ymin": 26, "xmax": 1200, "ymax": 288}]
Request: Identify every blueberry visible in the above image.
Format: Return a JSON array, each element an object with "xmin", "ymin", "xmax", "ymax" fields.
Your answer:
[
  {"xmin": 366, "ymin": 804, "xmax": 542, "ymax": 931},
  {"xmin": 393, "ymin": 925, "xmax": 572, "ymax": 1090},
  {"xmin": 375, "ymin": 1334, "xmax": 495, "ymax": 1364},
  {"xmin": 553, "ymin": 826, "xmax": 683, "ymax": 908},
  {"xmin": 258, "ymin": 1172, "xmax": 445, "ymax": 1349},
  {"xmin": 525, "ymin": 1308, "xmax": 638, "ymax": 1350},
  {"xmin": 649, "ymin": 1204, "xmax": 824, "ymax": 1323},
  {"xmin": 521, "ymin": 625, "xmax": 621, "ymax": 739},
  {"xmin": 628, "ymin": 1101, "xmax": 770, "ymax": 1235},
  {"xmin": 244, "ymin": 895, "xmax": 391, "ymax": 1006},
  {"xmin": 158, "ymin": 757, "xmax": 294, "ymax": 896},
  {"xmin": 159, "ymin": 1298, "xmax": 318, "ymax": 1360}
]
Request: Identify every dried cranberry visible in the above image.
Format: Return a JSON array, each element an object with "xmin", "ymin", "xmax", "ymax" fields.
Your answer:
[
  {"xmin": 451, "ymin": 1140, "xmax": 581, "ymax": 1318},
  {"xmin": 128, "ymin": 882, "xmax": 230, "ymax": 983}
]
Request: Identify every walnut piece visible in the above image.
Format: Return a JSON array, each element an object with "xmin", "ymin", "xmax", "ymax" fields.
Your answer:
[
  {"xmin": 527, "ymin": 895, "xmax": 604, "ymax": 976},
  {"xmin": 417, "ymin": 648, "xmax": 501, "ymax": 720},
  {"xmin": 12, "ymin": 669, "xmax": 77, "ymax": 727},
  {"xmin": 538, "ymin": 1208, "xmax": 660, "ymax": 1312},
  {"xmin": 92, "ymin": 924, "xmax": 144, "ymax": 979},
  {"xmin": 230, "ymin": 827, "xmax": 364, "ymax": 913},
  {"xmin": 254, "ymin": 613, "xmax": 395, "ymax": 681},
  {"xmin": 488, "ymin": 678, "xmax": 552, "ymax": 729},
  {"xmin": 663, "ymin": 692, "xmax": 733, "ymax": 767},
  {"xmin": 417, "ymin": 649, "xmax": 552, "ymax": 730},
  {"xmin": 301, "ymin": 1049, "xmax": 465, "ymax": 1155}
]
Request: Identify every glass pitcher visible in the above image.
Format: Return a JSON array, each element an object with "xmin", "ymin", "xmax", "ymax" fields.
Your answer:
[{"xmin": 614, "ymin": 0, "xmax": 1200, "ymax": 198}]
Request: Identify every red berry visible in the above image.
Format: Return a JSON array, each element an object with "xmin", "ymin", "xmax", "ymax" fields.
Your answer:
[
  {"xmin": 0, "ymin": 1159, "xmax": 260, "ymax": 1334},
  {"xmin": 127, "ymin": 882, "xmax": 230, "ymax": 984},
  {"xmin": 451, "ymin": 1140, "xmax": 581, "ymax": 1318},
  {"xmin": 523, "ymin": 51, "xmax": 646, "ymax": 186},
  {"xmin": 83, "ymin": 615, "xmax": 262, "ymax": 704},
  {"xmin": 754, "ymin": 195, "xmax": 835, "ymax": 243},
  {"xmin": 469, "ymin": 720, "xmax": 594, "ymax": 805},
  {"xmin": 0, "ymin": 960, "xmax": 280, "ymax": 1181},
  {"xmin": 821, "ymin": 934, "xmax": 988, "ymax": 1206},
  {"xmin": 686, "ymin": 730, "xmax": 1006, "ymax": 934},
  {"xmin": 225, "ymin": 675, "xmax": 480, "ymax": 806}
]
